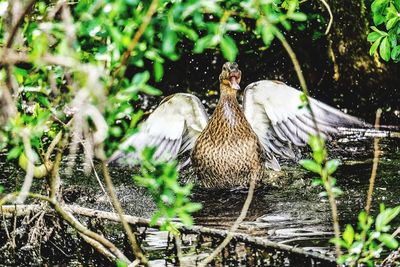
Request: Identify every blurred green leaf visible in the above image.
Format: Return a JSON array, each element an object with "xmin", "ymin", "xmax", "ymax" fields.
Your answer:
[
  {"xmin": 154, "ymin": 61, "xmax": 164, "ymax": 82},
  {"xmin": 116, "ymin": 260, "xmax": 128, "ymax": 267},
  {"xmin": 343, "ymin": 224, "xmax": 355, "ymax": 246},
  {"xmin": 193, "ymin": 35, "xmax": 212, "ymax": 53},
  {"xmin": 299, "ymin": 159, "xmax": 321, "ymax": 174},
  {"xmin": 220, "ymin": 35, "xmax": 238, "ymax": 61},
  {"xmin": 7, "ymin": 146, "xmax": 23, "ymax": 160},
  {"xmin": 262, "ymin": 25, "xmax": 275, "ymax": 47},
  {"xmin": 289, "ymin": 12, "xmax": 307, "ymax": 21},
  {"xmin": 379, "ymin": 233, "xmax": 399, "ymax": 249},
  {"xmin": 326, "ymin": 159, "xmax": 340, "ymax": 175}
]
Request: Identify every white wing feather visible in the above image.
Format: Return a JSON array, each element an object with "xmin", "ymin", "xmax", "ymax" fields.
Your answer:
[
  {"xmin": 109, "ymin": 93, "xmax": 208, "ymax": 165},
  {"xmin": 243, "ymin": 80, "xmax": 366, "ymax": 158}
]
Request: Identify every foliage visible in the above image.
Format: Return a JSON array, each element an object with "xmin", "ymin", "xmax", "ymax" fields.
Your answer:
[
  {"xmin": 300, "ymin": 135, "xmax": 342, "ymax": 198},
  {"xmin": 0, "ymin": 0, "xmax": 308, "ymax": 229},
  {"xmin": 134, "ymin": 147, "xmax": 202, "ymax": 232},
  {"xmin": 368, "ymin": 0, "xmax": 400, "ymax": 62},
  {"xmin": 332, "ymin": 204, "xmax": 400, "ymax": 266},
  {"xmin": 301, "ymin": 136, "xmax": 400, "ymax": 266}
]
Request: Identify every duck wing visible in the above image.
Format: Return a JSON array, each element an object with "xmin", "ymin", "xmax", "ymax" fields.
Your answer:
[
  {"xmin": 108, "ymin": 93, "xmax": 208, "ymax": 166},
  {"xmin": 243, "ymin": 80, "xmax": 367, "ymax": 160}
]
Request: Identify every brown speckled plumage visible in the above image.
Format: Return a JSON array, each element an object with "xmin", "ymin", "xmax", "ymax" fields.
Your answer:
[
  {"xmin": 191, "ymin": 63, "xmax": 265, "ymax": 188},
  {"xmin": 110, "ymin": 62, "xmax": 366, "ymax": 189}
]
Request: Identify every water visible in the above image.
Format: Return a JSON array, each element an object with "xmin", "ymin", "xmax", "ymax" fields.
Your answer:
[{"xmin": 1, "ymin": 130, "xmax": 399, "ymax": 266}]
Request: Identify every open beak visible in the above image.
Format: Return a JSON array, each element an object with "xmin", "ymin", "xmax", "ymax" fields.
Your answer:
[{"xmin": 229, "ymin": 76, "xmax": 240, "ymax": 90}]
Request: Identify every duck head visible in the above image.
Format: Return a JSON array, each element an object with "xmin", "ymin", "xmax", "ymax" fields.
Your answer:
[{"xmin": 219, "ymin": 62, "xmax": 242, "ymax": 91}]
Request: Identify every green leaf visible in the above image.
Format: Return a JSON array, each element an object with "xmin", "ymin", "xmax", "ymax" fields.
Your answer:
[
  {"xmin": 379, "ymin": 37, "xmax": 391, "ymax": 61},
  {"xmin": 309, "ymin": 135, "xmax": 324, "ymax": 152},
  {"xmin": 184, "ymin": 202, "xmax": 202, "ymax": 213},
  {"xmin": 193, "ymin": 35, "xmax": 212, "ymax": 53},
  {"xmin": 289, "ymin": 12, "xmax": 307, "ymax": 21},
  {"xmin": 326, "ymin": 159, "xmax": 340, "ymax": 174},
  {"xmin": 386, "ymin": 17, "xmax": 398, "ymax": 30},
  {"xmin": 311, "ymin": 178, "xmax": 323, "ymax": 186},
  {"xmin": 154, "ymin": 61, "xmax": 164, "ymax": 82},
  {"xmin": 174, "ymin": 24, "xmax": 198, "ymax": 40},
  {"xmin": 116, "ymin": 260, "xmax": 128, "ymax": 267},
  {"xmin": 299, "ymin": 159, "xmax": 322, "ymax": 174},
  {"xmin": 376, "ymin": 206, "xmax": 400, "ymax": 231},
  {"xmin": 378, "ymin": 233, "xmax": 399, "ymax": 249},
  {"xmin": 220, "ymin": 35, "xmax": 238, "ymax": 61},
  {"xmin": 367, "ymin": 32, "xmax": 382, "ymax": 42},
  {"xmin": 370, "ymin": 26, "xmax": 388, "ymax": 36},
  {"xmin": 373, "ymin": 14, "xmax": 386, "ymax": 25},
  {"xmin": 179, "ymin": 212, "xmax": 193, "ymax": 226},
  {"xmin": 391, "ymin": 45, "xmax": 400, "ymax": 60},
  {"xmin": 371, "ymin": 0, "xmax": 389, "ymax": 15},
  {"xmin": 141, "ymin": 85, "xmax": 162, "ymax": 96},
  {"xmin": 162, "ymin": 29, "xmax": 178, "ymax": 57},
  {"xmin": 261, "ymin": 25, "xmax": 275, "ymax": 47},
  {"xmin": 388, "ymin": 30, "xmax": 398, "ymax": 47},
  {"xmin": 370, "ymin": 36, "xmax": 383, "ymax": 56},
  {"xmin": 313, "ymin": 149, "xmax": 326, "ymax": 165},
  {"xmin": 132, "ymin": 71, "xmax": 150, "ymax": 85},
  {"xmin": 330, "ymin": 237, "xmax": 349, "ymax": 249},
  {"xmin": 7, "ymin": 146, "xmax": 23, "ymax": 160},
  {"xmin": 343, "ymin": 224, "xmax": 355, "ymax": 246}
]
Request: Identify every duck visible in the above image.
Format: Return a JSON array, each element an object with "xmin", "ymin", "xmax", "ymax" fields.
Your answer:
[{"xmin": 109, "ymin": 62, "xmax": 365, "ymax": 188}]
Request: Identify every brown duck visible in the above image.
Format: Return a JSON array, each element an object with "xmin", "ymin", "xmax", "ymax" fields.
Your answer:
[{"xmin": 109, "ymin": 62, "xmax": 364, "ymax": 188}]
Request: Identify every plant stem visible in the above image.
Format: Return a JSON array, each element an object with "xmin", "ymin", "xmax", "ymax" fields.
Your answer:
[
  {"xmin": 274, "ymin": 28, "xmax": 341, "ymax": 258},
  {"xmin": 101, "ymin": 161, "xmax": 149, "ymax": 266},
  {"xmin": 365, "ymin": 109, "xmax": 382, "ymax": 214},
  {"xmin": 318, "ymin": 0, "xmax": 333, "ymax": 35},
  {"xmin": 109, "ymin": 0, "xmax": 159, "ymax": 90}
]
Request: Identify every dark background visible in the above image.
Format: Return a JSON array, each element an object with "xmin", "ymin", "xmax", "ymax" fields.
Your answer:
[{"xmin": 134, "ymin": 0, "xmax": 400, "ymax": 125}]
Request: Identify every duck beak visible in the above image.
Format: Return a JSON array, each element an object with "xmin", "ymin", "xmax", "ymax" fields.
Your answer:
[{"xmin": 229, "ymin": 76, "xmax": 240, "ymax": 90}]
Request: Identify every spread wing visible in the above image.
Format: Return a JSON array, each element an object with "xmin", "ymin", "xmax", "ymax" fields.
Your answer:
[
  {"xmin": 108, "ymin": 93, "xmax": 208, "ymax": 165},
  {"xmin": 243, "ymin": 80, "xmax": 367, "ymax": 160}
]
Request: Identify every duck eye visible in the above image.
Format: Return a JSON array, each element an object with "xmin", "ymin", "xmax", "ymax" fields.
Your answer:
[{"xmin": 222, "ymin": 66, "xmax": 227, "ymax": 71}]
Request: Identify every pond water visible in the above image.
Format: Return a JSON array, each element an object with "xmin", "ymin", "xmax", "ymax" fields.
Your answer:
[
  {"xmin": 1, "ymin": 128, "xmax": 399, "ymax": 266},
  {"xmin": 1, "ymin": 34, "xmax": 400, "ymax": 266}
]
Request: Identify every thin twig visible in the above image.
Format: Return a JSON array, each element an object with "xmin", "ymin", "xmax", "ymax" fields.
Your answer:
[
  {"xmin": 3, "ymin": 0, "xmax": 37, "ymax": 102},
  {"xmin": 3, "ymin": 192, "xmax": 132, "ymax": 263},
  {"xmin": 318, "ymin": 0, "xmax": 333, "ymax": 35},
  {"xmin": 273, "ymin": 29, "xmax": 322, "ymax": 136},
  {"xmin": 101, "ymin": 161, "xmax": 149, "ymax": 266},
  {"xmin": 198, "ymin": 177, "xmax": 256, "ymax": 267},
  {"xmin": 109, "ymin": 0, "xmax": 159, "ymax": 89},
  {"xmin": 0, "ymin": 50, "xmax": 78, "ymax": 68},
  {"xmin": 274, "ymin": 28, "xmax": 341, "ymax": 258},
  {"xmin": 365, "ymin": 109, "xmax": 382, "ymax": 214},
  {"xmin": 5, "ymin": 0, "xmax": 37, "ymax": 49},
  {"xmin": 1, "ymin": 206, "xmax": 13, "ymax": 247}
]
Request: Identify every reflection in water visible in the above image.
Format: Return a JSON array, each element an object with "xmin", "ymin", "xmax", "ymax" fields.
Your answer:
[{"xmin": 0, "ymin": 131, "xmax": 399, "ymax": 265}]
